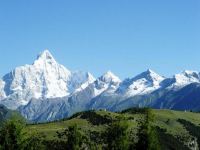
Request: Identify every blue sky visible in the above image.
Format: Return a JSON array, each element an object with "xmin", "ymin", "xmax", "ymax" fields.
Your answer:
[{"xmin": 0, "ymin": 0, "xmax": 199, "ymax": 79}]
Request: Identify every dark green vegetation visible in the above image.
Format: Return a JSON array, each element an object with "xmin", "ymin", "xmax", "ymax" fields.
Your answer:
[
  {"xmin": 178, "ymin": 119, "xmax": 200, "ymax": 148},
  {"xmin": 0, "ymin": 104, "xmax": 22, "ymax": 126},
  {"xmin": 1, "ymin": 108, "xmax": 200, "ymax": 150},
  {"xmin": 0, "ymin": 116, "xmax": 45, "ymax": 150}
]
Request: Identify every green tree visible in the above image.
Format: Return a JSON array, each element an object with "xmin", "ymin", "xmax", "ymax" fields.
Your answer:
[
  {"xmin": 57, "ymin": 124, "xmax": 90, "ymax": 150},
  {"xmin": 22, "ymin": 132, "xmax": 45, "ymax": 150},
  {"xmin": 0, "ymin": 115, "xmax": 45, "ymax": 150},
  {"xmin": 106, "ymin": 121, "xmax": 129, "ymax": 150},
  {"xmin": 134, "ymin": 109, "xmax": 160, "ymax": 150},
  {"xmin": 0, "ymin": 116, "xmax": 26, "ymax": 150},
  {"xmin": 147, "ymin": 110, "xmax": 160, "ymax": 150}
]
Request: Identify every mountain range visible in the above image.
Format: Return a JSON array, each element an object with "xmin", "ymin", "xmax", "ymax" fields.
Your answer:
[{"xmin": 0, "ymin": 50, "xmax": 200, "ymax": 122}]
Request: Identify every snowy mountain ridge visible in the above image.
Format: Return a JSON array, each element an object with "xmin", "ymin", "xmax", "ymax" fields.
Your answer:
[
  {"xmin": 1, "ymin": 50, "xmax": 200, "ymax": 122},
  {"xmin": 116, "ymin": 69, "xmax": 165, "ymax": 97}
]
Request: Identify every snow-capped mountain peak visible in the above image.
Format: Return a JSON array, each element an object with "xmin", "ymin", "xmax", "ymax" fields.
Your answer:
[
  {"xmin": 0, "ymin": 50, "xmax": 95, "ymax": 109},
  {"xmin": 172, "ymin": 70, "xmax": 200, "ymax": 87},
  {"xmin": 37, "ymin": 49, "xmax": 55, "ymax": 61},
  {"xmin": 82, "ymin": 71, "xmax": 121, "ymax": 98},
  {"xmin": 33, "ymin": 50, "xmax": 72, "ymax": 79},
  {"xmin": 182, "ymin": 70, "xmax": 199, "ymax": 79},
  {"xmin": 33, "ymin": 50, "xmax": 59, "ymax": 68},
  {"xmin": 99, "ymin": 71, "xmax": 121, "ymax": 84},
  {"xmin": 117, "ymin": 69, "xmax": 165, "ymax": 97},
  {"xmin": 71, "ymin": 71, "xmax": 96, "ymax": 93},
  {"xmin": 133, "ymin": 69, "xmax": 165, "ymax": 84}
]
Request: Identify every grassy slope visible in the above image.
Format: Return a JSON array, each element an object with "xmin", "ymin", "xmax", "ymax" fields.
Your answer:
[
  {"xmin": 152, "ymin": 109, "xmax": 200, "ymax": 147},
  {"xmin": 27, "ymin": 110, "xmax": 143, "ymax": 142},
  {"xmin": 26, "ymin": 109, "xmax": 200, "ymax": 148}
]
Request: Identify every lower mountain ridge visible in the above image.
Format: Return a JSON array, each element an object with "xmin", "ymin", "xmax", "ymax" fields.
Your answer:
[
  {"xmin": 18, "ymin": 82, "xmax": 200, "ymax": 123},
  {"xmin": 0, "ymin": 104, "xmax": 23, "ymax": 126}
]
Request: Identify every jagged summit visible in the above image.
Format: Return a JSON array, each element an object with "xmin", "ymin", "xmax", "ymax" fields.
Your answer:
[
  {"xmin": 117, "ymin": 69, "xmax": 165, "ymax": 96},
  {"xmin": 146, "ymin": 69, "xmax": 155, "ymax": 73},
  {"xmin": 183, "ymin": 70, "xmax": 198, "ymax": 74},
  {"xmin": 99, "ymin": 71, "xmax": 121, "ymax": 83},
  {"xmin": 38, "ymin": 50, "xmax": 54, "ymax": 59},
  {"xmin": 132, "ymin": 69, "xmax": 165, "ymax": 83},
  {"xmin": 171, "ymin": 70, "xmax": 200, "ymax": 87},
  {"xmin": 32, "ymin": 50, "xmax": 71, "ymax": 80},
  {"xmin": 33, "ymin": 50, "xmax": 58, "ymax": 67},
  {"xmin": 182, "ymin": 70, "xmax": 199, "ymax": 78}
]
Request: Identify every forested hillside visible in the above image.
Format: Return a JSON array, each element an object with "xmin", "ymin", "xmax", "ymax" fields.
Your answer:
[{"xmin": 0, "ymin": 108, "xmax": 200, "ymax": 150}]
